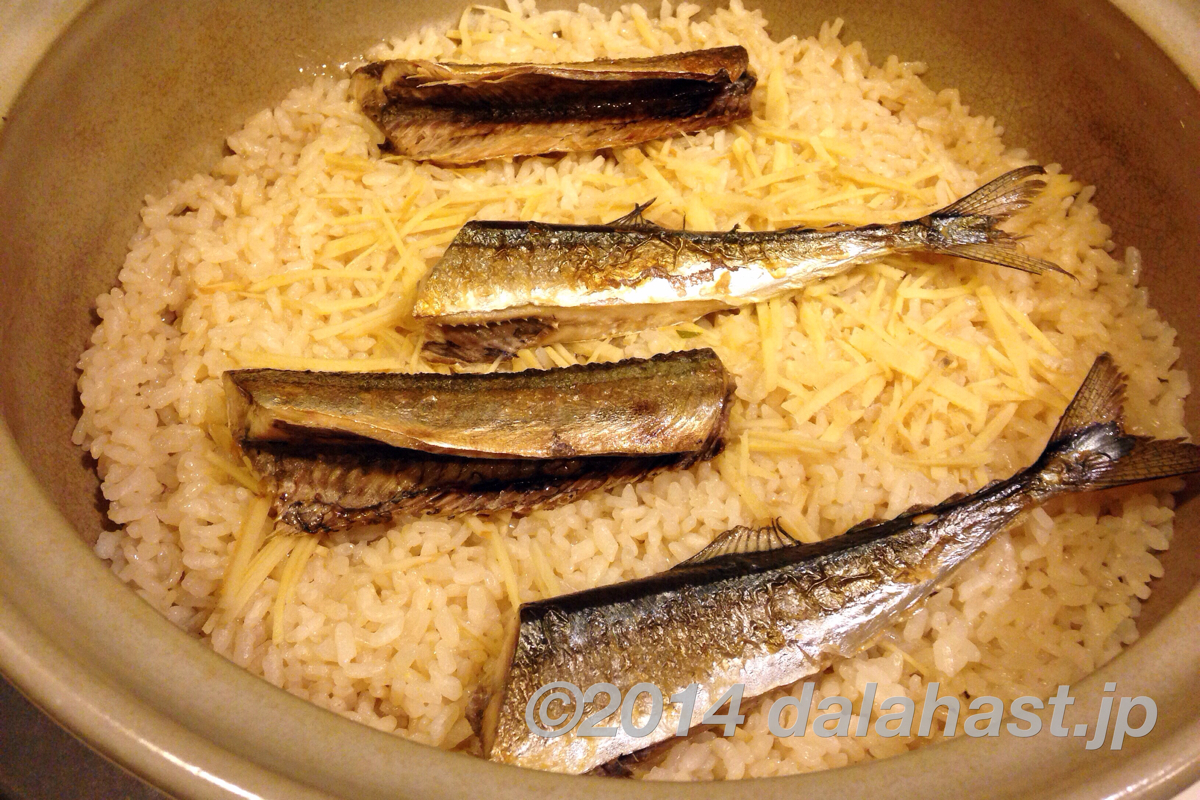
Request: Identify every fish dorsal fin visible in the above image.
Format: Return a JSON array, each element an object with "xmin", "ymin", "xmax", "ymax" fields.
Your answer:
[
  {"xmin": 672, "ymin": 522, "xmax": 800, "ymax": 568},
  {"xmin": 607, "ymin": 200, "xmax": 661, "ymax": 229},
  {"xmin": 904, "ymin": 503, "xmax": 935, "ymax": 514},
  {"xmin": 1051, "ymin": 353, "xmax": 1126, "ymax": 441},
  {"xmin": 844, "ymin": 517, "xmax": 887, "ymax": 534},
  {"xmin": 904, "ymin": 492, "xmax": 974, "ymax": 512}
]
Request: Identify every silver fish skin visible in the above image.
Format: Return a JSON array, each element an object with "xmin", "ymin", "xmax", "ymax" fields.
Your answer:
[
  {"xmin": 480, "ymin": 354, "xmax": 1200, "ymax": 773},
  {"xmin": 416, "ymin": 166, "xmax": 1069, "ymax": 363}
]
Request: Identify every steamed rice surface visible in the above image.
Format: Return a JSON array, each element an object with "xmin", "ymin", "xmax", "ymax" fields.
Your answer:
[{"xmin": 73, "ymin": 0, "xmax": 1191, "ymax": 779}]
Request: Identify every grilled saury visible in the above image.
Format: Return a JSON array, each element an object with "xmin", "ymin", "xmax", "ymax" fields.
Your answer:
[
  {"xmin": 224, "ymin": 349, "xmax": 734, "ymax": 532},
  {"xmin": 353, "ymin": 47, "xmax": 755, "ymax": 165},
  {"xmin": 480, "ymin": 354, "xmax": 1200, "ymax": 773},
  {"xmin": 415, "ymin": 166, "xmax": 1068, "ymax": 362}
]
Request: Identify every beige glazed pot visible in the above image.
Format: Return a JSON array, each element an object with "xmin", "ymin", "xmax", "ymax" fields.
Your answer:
[{"xmin": 1, "ymin": 0, "xmax": 1199, "ymax": 798}]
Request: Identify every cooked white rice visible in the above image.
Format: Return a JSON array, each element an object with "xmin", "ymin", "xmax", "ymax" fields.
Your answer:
[{"xmin": 73, "ymin": 0, "xmax": 1190, "ymax": 780}]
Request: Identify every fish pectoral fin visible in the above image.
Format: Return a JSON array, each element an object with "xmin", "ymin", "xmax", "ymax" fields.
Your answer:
[
  {"xmin": 672, "ymin": 520, "xmax": 800, "ymax": 568},
  {"xmin": 607, "ymin": 199, "xmax": 661, "ymax": 229},
  {"xmin": 843, "ymin": 516, "xmax": 889, "ymax": 534}
]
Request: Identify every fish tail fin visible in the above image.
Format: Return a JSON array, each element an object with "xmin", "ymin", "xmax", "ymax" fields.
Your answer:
[
  {"xmin": 1035, "ymin": 354, "xmax": 1200, "ymax": 494},
  {"xmin": 935, "ymin": 165, "xmax": 1048, "ymax": 218},
  {"xmin": 911, "ymin": 166, "xmax": 1073, "ymax": 278}
]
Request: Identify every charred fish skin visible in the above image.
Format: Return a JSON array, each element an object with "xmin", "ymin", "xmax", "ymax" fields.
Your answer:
[
  {"xmin": 482, "ymin": 354, "xmax": 1200, "ymax": 774},
  {"xmin": 352, "ymin": 47, "xmax": 755, "ymax": 165},
  {"xmin": 416, "ymin": 166, "xmax": 1069, "ymax": 363},
  {"xmin": 225, "ymin": 350, "xmax": 735, "ymax": 532},
  {"xmin": 247, "ymin": 440, "xmax": 723, "ymax": 534}
]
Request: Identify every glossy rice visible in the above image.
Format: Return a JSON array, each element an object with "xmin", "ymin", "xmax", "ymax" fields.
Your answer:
[{"xmin": 73, "ymin": 0, "xmax": 1191, "ymax": 780}]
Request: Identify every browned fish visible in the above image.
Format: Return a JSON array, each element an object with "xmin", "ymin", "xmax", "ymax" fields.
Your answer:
[
  {"xmin": 352, "ymin": 47, "xmax": 755, "ymax": 165},
  {"xmin": 224, "ymin": 349, "xmax": 734, "ymax": 532},
  {"xmin": 480, "ymin": 354, "xmax": 1200, "ymax": 773}
]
